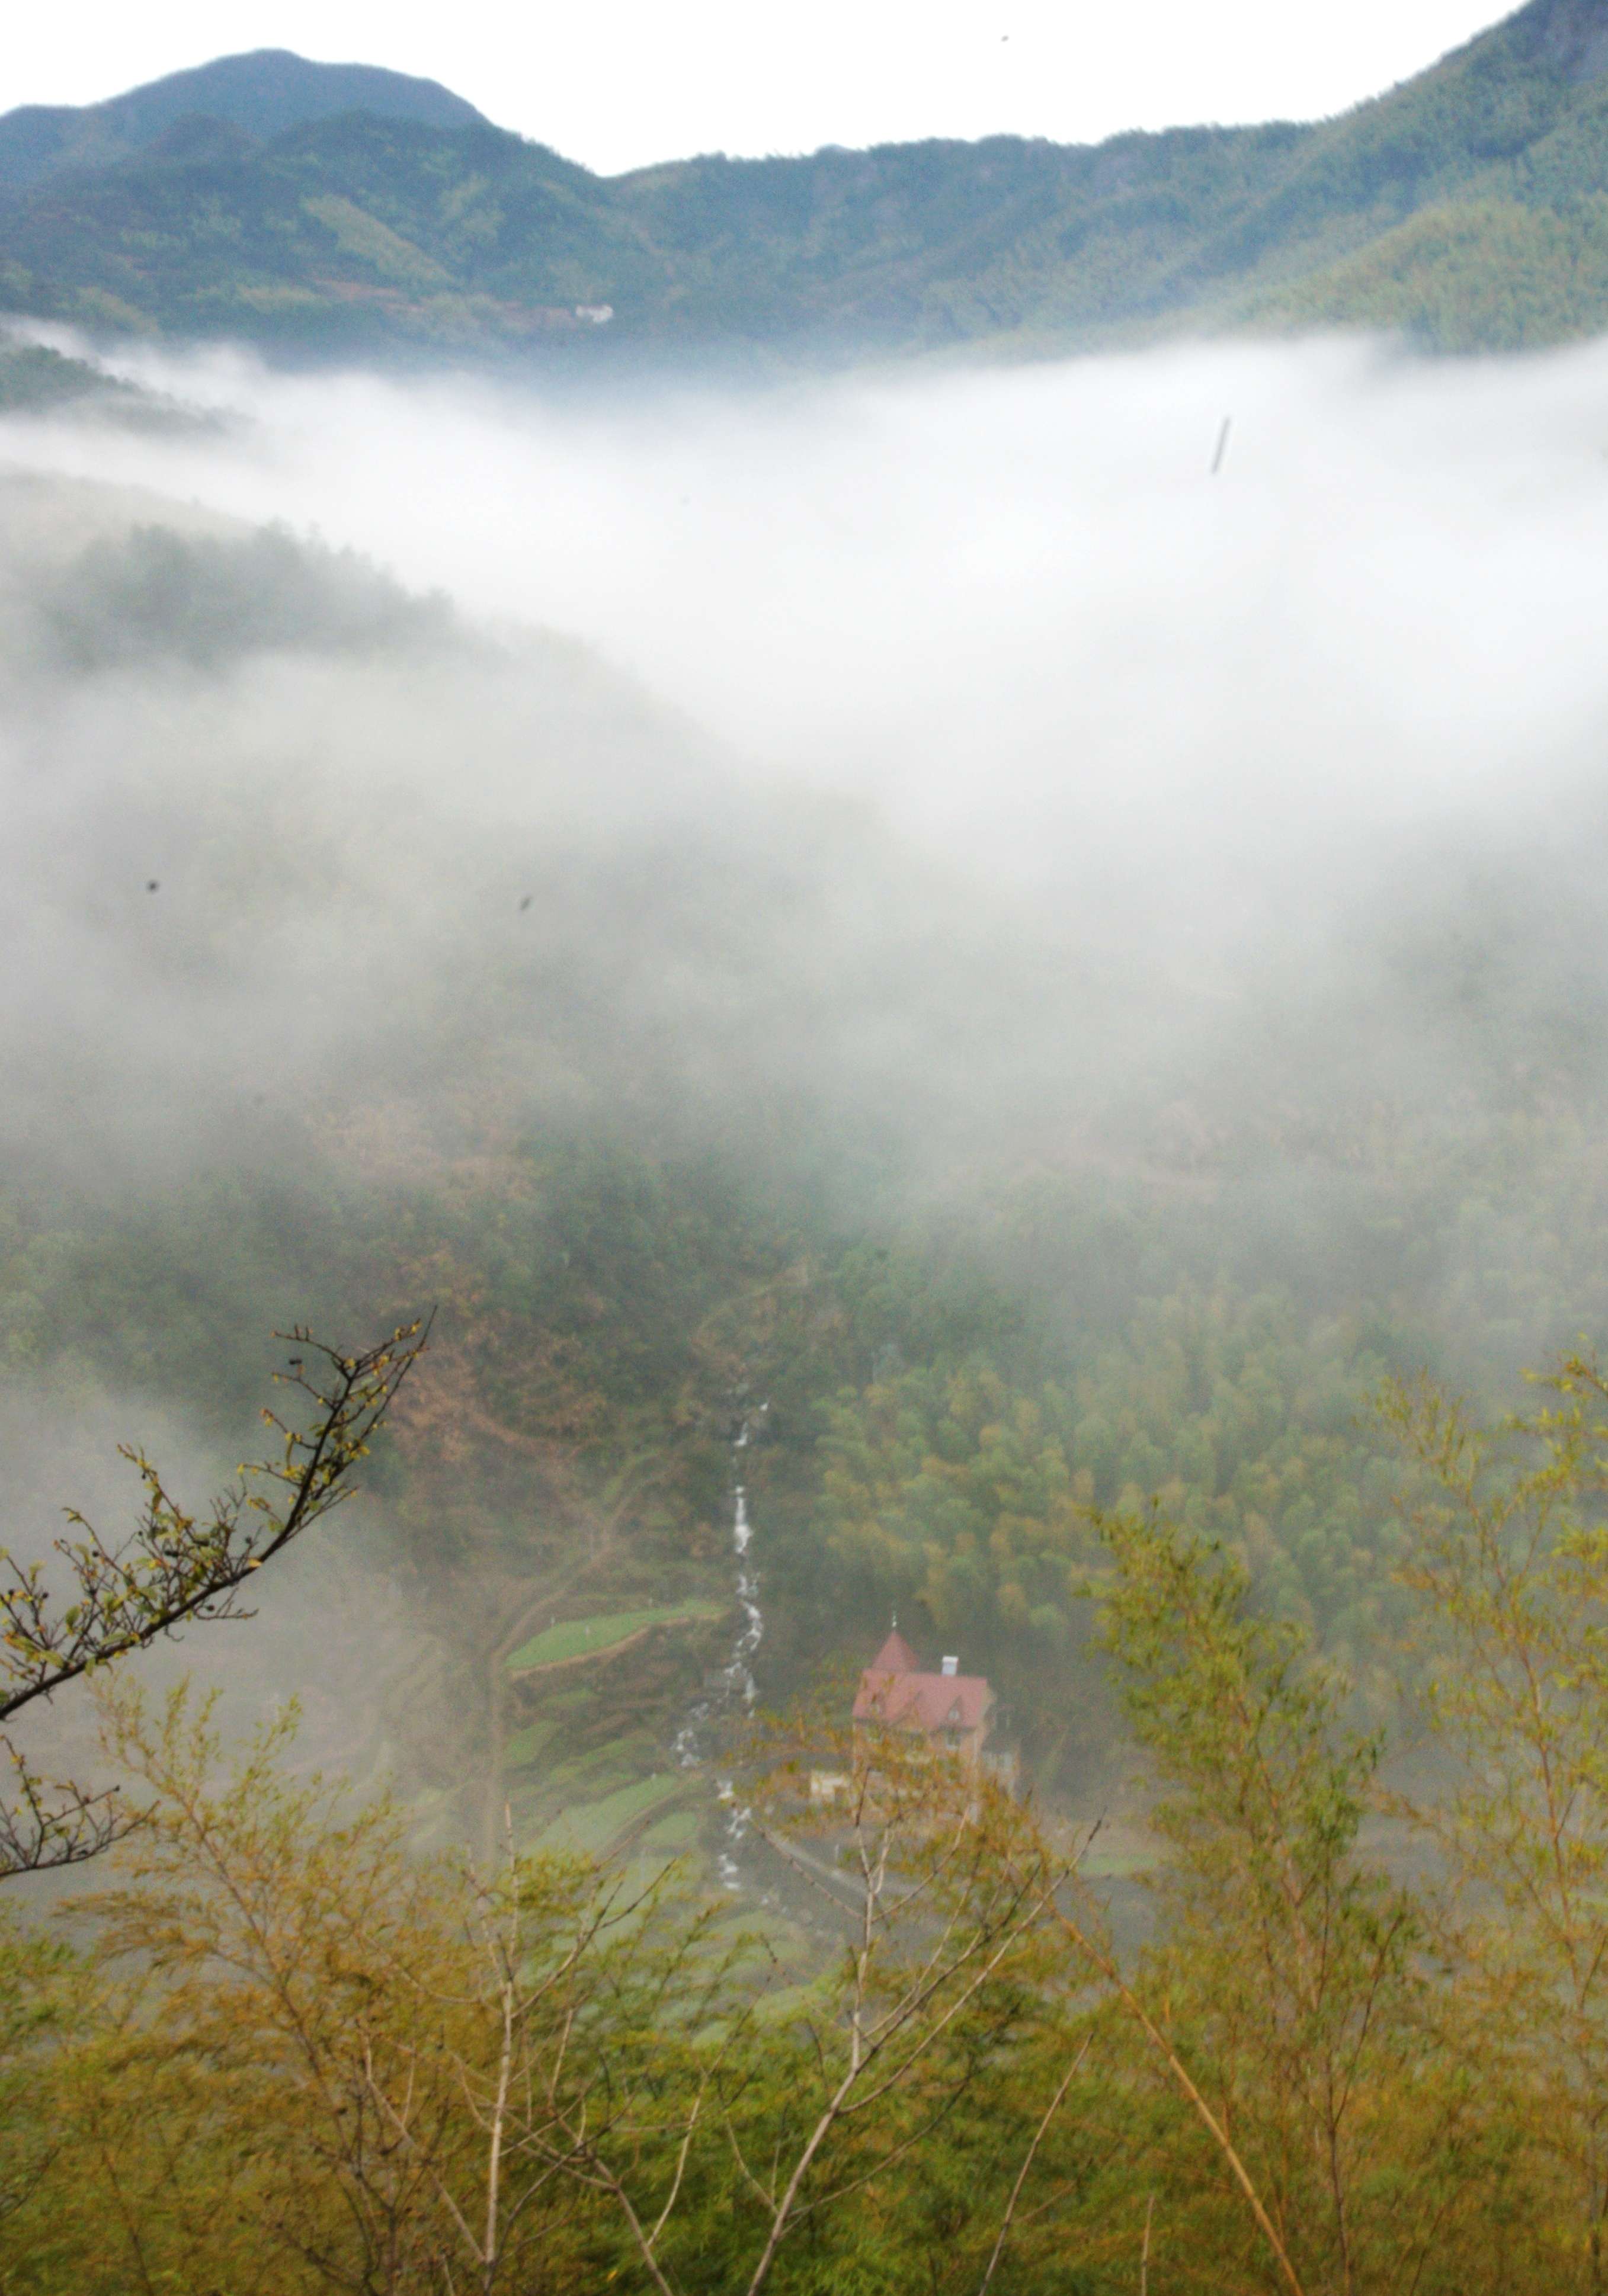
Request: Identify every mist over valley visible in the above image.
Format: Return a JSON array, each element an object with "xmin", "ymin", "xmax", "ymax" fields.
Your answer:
[
  {"xmin": 5, "ymin": 323, "xmax": 1608, "ymax": 1774},
  {"xmin": 9, "ymin": 18, "xmax": 1608, "ymax": 2288}
]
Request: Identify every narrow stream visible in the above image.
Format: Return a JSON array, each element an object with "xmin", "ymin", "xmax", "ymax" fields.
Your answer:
[{"xmin": 671, "ymin": 1406, "xmax": 766, "ymax": 1889}]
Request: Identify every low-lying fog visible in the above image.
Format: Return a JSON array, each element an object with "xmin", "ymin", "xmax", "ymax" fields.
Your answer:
[
  {"xmin": 14, "ymin": 330, "xmax": 1608, "ymax": 879},
  {"xmin": 7, "ymin": 322, "xmax": 1608, "ymax": 1807},
  {"xmin": 4, "ymin": 328, "xmax": 1607, "ymax": 1156}
]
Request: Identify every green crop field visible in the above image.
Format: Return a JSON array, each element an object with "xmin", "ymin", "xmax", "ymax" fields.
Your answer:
[
  {"xmin": 537, "ymin": 1775, "xmax": 688, "ymax": 1858},
  {"xmin": 507, "ymin": 1603, "xmax": 724, "ymax": 1674},
  {"xmin": 502, "ymin": 1720, "xmax": 559, "ymax": 1769},
  {"xmin": 642, "ymin": 1807, "xmax": 700, "ymax": 1851}
]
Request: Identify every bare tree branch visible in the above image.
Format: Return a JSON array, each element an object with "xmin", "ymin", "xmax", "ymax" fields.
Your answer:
[
  {"xmin": 0, "ymin": 1319, "xmax": 428, "ymax": 1878},
  {"xmin": 0, "ymin": 1735, "xmax": 127, "ymax": 1874}
]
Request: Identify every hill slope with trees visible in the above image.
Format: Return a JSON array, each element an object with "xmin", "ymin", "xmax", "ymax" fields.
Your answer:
[
  {"xmin": 7, "ymin": 0, "xmax": 1608, "ymax": 357},
  {"xmin": 0, "ymin": 49, "xmax": 487, "ymax": 192}
]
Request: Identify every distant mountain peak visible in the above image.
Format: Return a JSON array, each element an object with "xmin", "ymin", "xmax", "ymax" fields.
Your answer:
[
  {"xmin": 0, "ymin": 49, "xmax": 490, "ymax": 191},
  {"xmin": 9, "ymin": 3, "xmax": 1608, "ymax": 362}
]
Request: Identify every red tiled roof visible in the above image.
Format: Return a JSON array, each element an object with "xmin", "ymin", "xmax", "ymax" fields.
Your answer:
[
  {"xmin": 870, "ymin": 1628, "xmax": 920, "ymax": 1675},
  {"xmin": 853, "ymin": 1666, "xmax": 993, "ymax": 1735}
]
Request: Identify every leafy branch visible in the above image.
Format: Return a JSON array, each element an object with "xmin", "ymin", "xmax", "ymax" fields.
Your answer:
[{"xmin": 0, "ymin": 1319, "xmax": 427, "ymax": 1875}]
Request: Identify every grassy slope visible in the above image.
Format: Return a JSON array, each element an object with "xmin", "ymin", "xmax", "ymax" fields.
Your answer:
[
  {"xmin": 502, "ymin": 1615, "xmax": 738, "ymax": 1883},
  {"xmin": 507, "ymin": 1603, "xmax": 725, "ymax": 1673},
  {"xmin": 536, "ymin": 1772, "xmax": 686, "ymax": 1857},
  {"xmin": 5, "ymin": 0, "xmax": 1608, "ymax": 355}
]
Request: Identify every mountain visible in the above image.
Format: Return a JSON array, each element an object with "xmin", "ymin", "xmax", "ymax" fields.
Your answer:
[
  {"xmin": 0, "ymin": 50, "xmax": 488, "ymax": 191},
  {"xmin": 5, "ymin": 3, "xmax": 1608, "ymax": 360}
]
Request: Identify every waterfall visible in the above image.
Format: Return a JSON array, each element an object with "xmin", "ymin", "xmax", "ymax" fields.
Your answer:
[{"xmin": 671, "ymin": 1406, "xmax": 766, "ymax": 1890}]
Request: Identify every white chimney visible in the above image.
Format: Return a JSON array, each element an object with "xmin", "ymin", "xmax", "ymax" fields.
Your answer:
[{"xmin": 941, "ymin": 1655, "xmax": 959, "ymax": 1677}]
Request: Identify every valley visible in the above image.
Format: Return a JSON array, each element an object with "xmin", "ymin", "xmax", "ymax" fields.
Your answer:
[{"xmin": 9, "ymin": 13, "xmax": 1608, "ymax": 2273}]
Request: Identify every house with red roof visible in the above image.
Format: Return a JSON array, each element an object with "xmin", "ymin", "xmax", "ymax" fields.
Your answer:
[{"xmin": 851, "ymin": 1627, "xmax": 1016, "ymax": 1784}]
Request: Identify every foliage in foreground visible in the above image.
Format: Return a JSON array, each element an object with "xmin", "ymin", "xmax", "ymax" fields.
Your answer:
[
  {"xmin": 8, "ymin": 1354, "xmax": 1608, "ymax": 2291},
  {"xmin": 0, "ymin": 1323, "xmax": 424, "ymax": 1876}
]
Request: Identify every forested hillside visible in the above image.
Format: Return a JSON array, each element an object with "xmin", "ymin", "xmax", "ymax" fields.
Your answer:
[
  {"xmin": 9, "ymin": 0, "xmax": 1608, "ymax": 358},
  {"xmin": 0, "ymin": 49, "xmax": 487, "ymax": 191},
  {"xmin": 5, "ymin": 301, "xmax": 1608, "ymax": 2276},
  {"xmin": 1, "ymin": 463, "xmax": 1606, "ymax": 1839}
]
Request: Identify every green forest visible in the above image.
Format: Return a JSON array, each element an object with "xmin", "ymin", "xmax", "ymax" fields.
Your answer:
[
  {"xmin": 2, "ymin": 213, "xmax": 1608, "ymax": 2277},
  {"xmin": 11, "ymin": 0, "xmax": 1608, "ymax": 361},
  {"xmin": 11, "ymin": 1344, "xmax": 1608, "ymax": 2292}
]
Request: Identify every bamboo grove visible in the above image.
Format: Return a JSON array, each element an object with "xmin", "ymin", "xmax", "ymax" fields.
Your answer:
[{"xmin": 8, "ymin": 1355, "xmax": 1608, "ymax": 2293}]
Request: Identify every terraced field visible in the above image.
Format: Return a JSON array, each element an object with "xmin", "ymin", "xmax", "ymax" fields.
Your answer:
[
  {"xmin": 507, "ymin": 1602, "xmax": 725, "ymax": 1674},
  {"xmin": 499, "ymin": 1598, "xmax": 735, "ymax": 1887},
  {"xmin": 537, "ymin": 1773, "xmax": 689, "ymax": 1858}
]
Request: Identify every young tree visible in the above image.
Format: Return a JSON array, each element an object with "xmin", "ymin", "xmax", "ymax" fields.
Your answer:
[
  {"xmin": 0, "ymin": 1322, "xmax": 425, "ymax": 1876},
  {"xmin": 12, "ymin": 1683, "xmax": 511, "ymax": 2294},
  {"xmin": 16, "ymin": 1683, "xmax": 683, "ymax": 2294},
  {"xmin": 1065, "ymin": 1506, "xmax": 1490, "ymax": 2296},
  {"xmin": 1388, "ymin": 1355, "xmax": 1608, "ymax": 2292},
  {"xmin": 717, "ymin": 1721, "xmax": 1096, "ymax": 2296},
  {"xmin": 12, "ymin": 1687, "xmax": 1125, "ymax": 2296}
]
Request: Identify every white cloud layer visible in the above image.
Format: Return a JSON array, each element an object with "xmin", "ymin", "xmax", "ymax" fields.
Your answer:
[{"xmin": 11, "ymin": 327, "xmax": 1608, "ymax": 922}]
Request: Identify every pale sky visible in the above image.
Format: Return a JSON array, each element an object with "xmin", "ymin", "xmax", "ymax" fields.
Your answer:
[{"xmin": 3, "ymin": 0, "xmax": 1519, "ymax": 178}]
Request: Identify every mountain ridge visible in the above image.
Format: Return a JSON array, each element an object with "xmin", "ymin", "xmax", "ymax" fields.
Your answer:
[
  {"xmin": 4, "ymin": 7, "xmax": 1608, "ymax": 360},
  {"xmin": 0, "ymin": 49, "xmax": 488, "ymax": 192}
]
